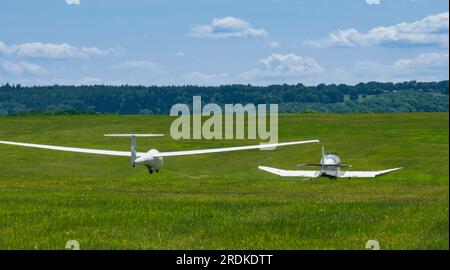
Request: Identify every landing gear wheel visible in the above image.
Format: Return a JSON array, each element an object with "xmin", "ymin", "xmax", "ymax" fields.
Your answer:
[
  {"xmin": 149, "ymin": 169, "xmax": 153, "ymax": 174},
  {"xmin": 156, "ymin": 170, "xmax": 159, "ymax": 173}
]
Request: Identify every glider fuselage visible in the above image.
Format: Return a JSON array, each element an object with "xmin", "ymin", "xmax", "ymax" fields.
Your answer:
[{"xmin": 133, "ymin": 149, "xmax": 164, "ymax": 172}]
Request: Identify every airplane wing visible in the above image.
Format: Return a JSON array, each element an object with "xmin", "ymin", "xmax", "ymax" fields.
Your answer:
[
  {"xmin": 0, "ymin": 140, "xmax": 147, "ymax": 157},
  {"xmin": 337, "ymin": 167, "xmax": 403, "ymax": 178},
  {"xmin": 258, "ymin": 166, "xmax": 322, "ymax": 178},
  {"xmin": 0, "ymin": 139, "xmax": 318, "ymax": 158},
  {"xmin": 154, "ymin": 140, "xmax": 319, "ymax": 157}
]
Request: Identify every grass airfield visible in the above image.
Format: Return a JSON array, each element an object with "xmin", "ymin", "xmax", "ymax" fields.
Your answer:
[{"xmin": 0, "ymin": 113, "xmax": 448, "ymax": 250}]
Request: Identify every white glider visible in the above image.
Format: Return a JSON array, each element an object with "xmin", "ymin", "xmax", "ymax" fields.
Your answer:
[
  {"xmin": 0, "ymin": 135, "xmax": 319, "ymax": 174},
  {"xmin": 259, "ymin": 146, "xmax": 402, "ymax": 179}
]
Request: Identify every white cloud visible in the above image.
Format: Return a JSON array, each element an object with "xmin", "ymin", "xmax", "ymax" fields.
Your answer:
[
  {"xmin": 351, "ymin": 52, "xmax": 449, "ymax": 81},
  {"xmin": 7, "ymin": 77, "xmax": 106, "ymax": 87},
  {"xmin": 1, "ymin": 60, "xmax": 46, "ymax": 76},
  {"xmin": 224, "ymin": 51, "xmax": 448, "ymax": 85},
  {"xmin": 181, "ymin": 53, "xmax": 324, "ymax": 86},
  {"xmin": 366, "ymin": 0, "xmax": 380, "ymax": 5},
  {"xmin": 239, "ymin": 53, "xmax": 324, "ymax": 82},
  {"xmin": 392, "ymin": 52, "xmax": 449, "ymax": 72},
  {"xmin": 267, "ymin": 41, "xmax": 281, "ymax": 48},
  {"xmin": 189, "ymin": 17, "xmax": 268, "ymax": 38},
  {"xmin": 78, "ymin": 77, "xmax": 102, "ymax": 85},
  {"xmin": 0, "ymin": 40, "xmax": 114, "ymax": 59},
  {"xmin": 113, "ymin": 60, "xmax": 160, "ymax": 72},
  {"xmin": 65, "ymin": 0, "xmax": 80, "ymax": 5},
  {"xmin": 305, "ymin": 12, "xmax": 449, "ymax": 48},
  {"xmin": 174, "ymin": 51, "xmax": 185, "ymax": 57},
  {"xmin": 181, "ymin": 72, "xmax": 231, "ymax": 85},
  {"xmin": 0, "ymin": 41, "xmax": 7, "ymax": 54}
]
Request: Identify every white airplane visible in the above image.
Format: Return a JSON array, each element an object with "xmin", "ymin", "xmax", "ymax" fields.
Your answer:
[
  {"xmin": 259, "ymin": 146, "xmax": 402, "ymax": 179},
  {"xmin": 0, "ymin": 134, "xmax": 319, "ymax": 174}
]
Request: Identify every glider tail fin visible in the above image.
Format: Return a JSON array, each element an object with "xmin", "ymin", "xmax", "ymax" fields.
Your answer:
[
  {"xmin": 321, "ymin": 146, "xmax": 325, "ymax": 165},
  {"xmin": 131, "ymin": 135, "xmax": 137, "ymax": 166}
]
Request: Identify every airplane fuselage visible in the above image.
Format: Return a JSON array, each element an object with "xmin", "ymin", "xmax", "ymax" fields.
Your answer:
[
  {"xmin": 321, "ymin": 153, "xmax": 341, "ymax": 178},
  {"xmin": 134, "ymin": 149, "xmax": 164, "ymax": 173}
]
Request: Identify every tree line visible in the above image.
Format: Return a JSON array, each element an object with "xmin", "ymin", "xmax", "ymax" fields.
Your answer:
[{"xmin": 0, "ymin": 80, "xmax": 448, "ymax": 115}]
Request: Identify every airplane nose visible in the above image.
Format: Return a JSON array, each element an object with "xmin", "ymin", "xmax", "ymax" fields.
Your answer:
[
  {"xmin": 134, "ymin": 155, "xmax": 153, "ymax": 164},
  {"xmin": 135, "ymin": 155, "xmax": 150, "ymax": 164}
]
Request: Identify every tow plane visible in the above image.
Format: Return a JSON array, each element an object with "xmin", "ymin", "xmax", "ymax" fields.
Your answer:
[{"xmin": 259, "ymin": 146, "xmax": 402, "ymax": 179}]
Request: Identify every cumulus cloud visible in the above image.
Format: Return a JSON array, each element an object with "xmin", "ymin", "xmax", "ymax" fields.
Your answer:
[
  {"xmin": 181, "ymin": 72, "xmax": 231, "ymax": 85},
  {"xmin": 183, "ymin": 53, "xmax": 324, "ymax": 85},
  {"xmin": 65, "ymin": 0, "xmax": 80, "ymax": 5},
  {"xmin": 1, "ymin": 60, "xmax": 46, "ymax": 76},
  {"xmin": 7, "ymin": 77, "xmax": 106, "ymax": 87},
  {"xmin": 351, "ymin": 52, "xmax": 449, "ymax": 81},
  {"xmin": 392, "ymin": 52, "xmax": 448, "ymax": 72},
  {"xmin": 239, "ymin": 53, "xmax": 324, "ymax": 82},
  {"xmin": 0, "ymin": 41, "xmax": 7, "ymax": 54},
  {"xmin": 0, "ymin": 40, "xmax": 115, "ymax": 59},
  {"xmin": 366, "ymin": 0, "xmax": 380, "ymax": 5},
  {"xmin": 305, "ymin": 12, "xmax": 449, "ymax": 48},
  {"xmin": 267, "ymin": 41, "xmax": 281, "ymax": 48},
  {"xmin": 14, "ymin": 43, "xmax": 108, "ymax": 59},
  {"xmin": 78, "ymin": 77, "xmax": 102, "ymax": 85},
  {"xmin": 0, "ymin": 40, "xmax": 117, "ymax": 60},
  {"xmin": 189, "ymin": 17, "xmax": 268, "ymax": 38},
  {"xmin": 238, "ymin": 52, "xmax": 448, "ymax": 85}
]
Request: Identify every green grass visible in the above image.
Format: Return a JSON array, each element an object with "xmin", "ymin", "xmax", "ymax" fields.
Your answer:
[{"xmin": 0, "ymin": 113, "xmax": 448, "ymax": 250}]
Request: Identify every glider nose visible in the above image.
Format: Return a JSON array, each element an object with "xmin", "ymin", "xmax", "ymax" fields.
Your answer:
[{"xmin": 134, "ymin": 155, "xmax": 150, "ymax": 165}]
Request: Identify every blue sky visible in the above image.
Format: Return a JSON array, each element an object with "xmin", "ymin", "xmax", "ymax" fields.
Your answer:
[{"xmin": 0, "ymin": 0, "xmax": 448, "ymax": 86}]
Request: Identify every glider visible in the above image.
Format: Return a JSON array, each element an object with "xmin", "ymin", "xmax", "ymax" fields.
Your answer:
[
  {"xmin": 258, "ymin": 146, "xmax": 402, "ymax": 179},
  {"xmin": 0, "ymin": 134, "xmax": 319, "ymax": 174}
]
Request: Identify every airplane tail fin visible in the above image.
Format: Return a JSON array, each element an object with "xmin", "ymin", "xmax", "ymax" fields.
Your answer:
[
  {"xmin": 104, "ymin": 134, "xmax": 164, "ymax": 166},
  {"xmin": 131, "ymin": 136, "xmax": 137, "ymax": 166},
  {"xmin": 321, "ymin": 146, "xmax": 325, "ymax": 165}
]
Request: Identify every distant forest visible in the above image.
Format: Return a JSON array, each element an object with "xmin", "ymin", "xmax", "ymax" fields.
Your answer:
[{"xmin": 0, "ymin": 80, "xmax": 448, "ymax": 115}]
